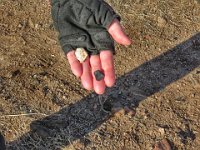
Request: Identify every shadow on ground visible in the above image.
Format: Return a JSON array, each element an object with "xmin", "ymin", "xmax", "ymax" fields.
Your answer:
[{"xmin": 6, "ymin": 33, "xmax": 200, "ymax": 149}]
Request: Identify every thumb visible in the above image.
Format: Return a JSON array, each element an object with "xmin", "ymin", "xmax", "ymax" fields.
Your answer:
[{"xmin": 108, "ymin": 19, "xmax": 132, "ymax": 46}]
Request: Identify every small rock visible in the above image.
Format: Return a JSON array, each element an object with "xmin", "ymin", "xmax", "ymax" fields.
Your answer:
[
  {"xmin": 62, "ymin": 95, "xmax": 67, "ymax": 100},
  {"xmin": 75, "ymin": 48, "xmax": 88, "ymax": 63},
  {"xmin": 157, "ymin": 16, "xmax": 167, "ymax": 27},
  {"xmin": 28, "ymin": 18, "xmax": 35, "ymax": 28},
  {"xmin": 94, "ymin": 70, "xmax": 105, "ymax": 81},
  {"xmin": 158, "ymin": 127, "xmax": 165, "ymax": 136},
  {"xmin": 154, "ymin": 139, "xmax": 171, "ymax": 150},
  {"xmin": 33, "ymin": 74, "xmax": 37, "ymax": 79},
  {"xmin": 18, "ymin": 23, "xmax": 23, "ymax": 28},
  {"xmin": 35, "ymin": 24, "xmax": 39, "ymax": 29}
]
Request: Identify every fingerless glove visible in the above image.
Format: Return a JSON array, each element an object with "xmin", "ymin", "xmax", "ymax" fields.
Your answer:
[{"xmin": 51, "ymin": 0, "xmax": 120, "ymax": 55}]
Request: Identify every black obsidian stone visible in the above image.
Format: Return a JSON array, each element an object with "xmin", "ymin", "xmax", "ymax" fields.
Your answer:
[{"xmin": 94, "ymin": 70, "xmax": 105, "ymax": 81}]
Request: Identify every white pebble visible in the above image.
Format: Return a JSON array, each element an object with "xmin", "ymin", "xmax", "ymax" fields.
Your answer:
[{"xmin": 75, "ymin": 48, "xmax": 88, "ymax": 63}]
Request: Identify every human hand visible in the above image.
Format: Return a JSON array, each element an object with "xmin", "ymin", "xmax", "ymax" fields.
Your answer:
[
  {"xmin": 67, "ymin": 19, "xmax": 131, "ymax": 94},
  {"xmin": 51, "ymin": 0, "xmax": 131, "ymax": 94}
]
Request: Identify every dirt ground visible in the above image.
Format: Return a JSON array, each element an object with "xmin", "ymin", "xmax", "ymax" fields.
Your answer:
[{"xmin": 0, "ymin": 0, "xmax": 200, "ymax": 149}]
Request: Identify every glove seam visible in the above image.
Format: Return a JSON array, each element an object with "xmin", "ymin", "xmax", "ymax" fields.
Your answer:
[{"xmin": 76, "ymin": 0, "xmax": 95, "ymax": 13}]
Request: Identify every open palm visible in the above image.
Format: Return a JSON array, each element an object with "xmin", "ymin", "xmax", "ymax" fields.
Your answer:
[{"xmin": 66, "ymin": 19, "xmax": 131, "ymax": 94}]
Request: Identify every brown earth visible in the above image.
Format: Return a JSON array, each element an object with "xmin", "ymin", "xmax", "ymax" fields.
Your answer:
[{"xmin": 0, "ymin": 0, "xmax": 200, "ymax": 149}]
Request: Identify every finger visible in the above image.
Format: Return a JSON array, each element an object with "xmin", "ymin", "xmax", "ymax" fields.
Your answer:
[
  {"xmin": 100, "ymin": 51, "xmax": 115, "ymax": 87},
  {"xmin": 108, "ymin": 19, "xmax": 132, "ymax": 46},
  {"xmin": 67, "ymin": 51, "xmax": 83, "ymax": 78},
  {"xmin": 81, "ymin": 57, "xmax": 93, "ymax": 90},
  {"xmin": 90, "ymin": 55, "xmax": 106, "ymax": 94}
]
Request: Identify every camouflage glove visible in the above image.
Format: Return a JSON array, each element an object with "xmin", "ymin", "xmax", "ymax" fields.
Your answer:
[{"xmin": 51, "ymin": 0, "xmax": 120, "ymax": 55}]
